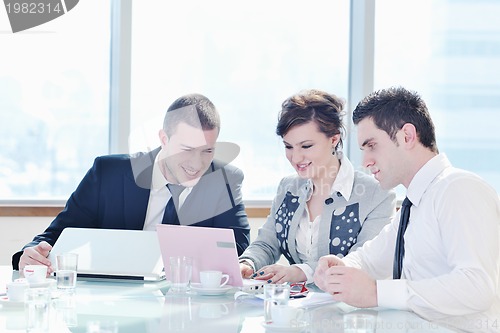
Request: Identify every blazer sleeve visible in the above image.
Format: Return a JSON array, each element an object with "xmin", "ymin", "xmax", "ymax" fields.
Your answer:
[
  {"xmin": 12, "ymin": 157, "xmax": 104, "ymax": 270},
  {"xmin": 239, "ymin": 178, "xmax": 287, "ymax": 270},
  {"xmin": 211, "ymin": 165, "xmax": 250, "ymax": 256},
  {"xmin": 351, "ymin": 182, "xmax": 396, "ymax": 252}
]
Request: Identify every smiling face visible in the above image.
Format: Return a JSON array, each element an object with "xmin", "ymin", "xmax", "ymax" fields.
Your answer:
[
  {"xmin": 357, "ymin": 117, "xmax": 408, "ymax": 189},
  {"xmin": 159, "ymin": 122, "xmax": 217, "ymax": 187},
  {"xmin": 283, "ymin": 121, "xmax": 340, "ymax": 183}
]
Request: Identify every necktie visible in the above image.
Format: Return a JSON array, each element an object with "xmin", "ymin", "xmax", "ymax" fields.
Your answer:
[
  {"xmin": 162, "ymin": 184, "xmax": 185, "ymax": 225},
  {"xmin": 393, "ymin": 197, "xmax": 412, "ymax": 279}
]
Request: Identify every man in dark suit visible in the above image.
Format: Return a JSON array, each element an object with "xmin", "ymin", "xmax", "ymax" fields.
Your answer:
[{"xmin": 13, "ymin": 93, "xmax": 250, "ymax": 272}]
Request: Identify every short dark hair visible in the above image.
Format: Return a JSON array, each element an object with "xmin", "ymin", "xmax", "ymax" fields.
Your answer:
[
  {"xmin": 276, "ymin": 89, "xmax": 346, "ymax": 151},
  {"xmin": 163, "ymin": 93, "xmax": 220, "ymax": 137},
  {"xmin": 352, "ymin": 86, "xmax": 438, "ymax": 153}
]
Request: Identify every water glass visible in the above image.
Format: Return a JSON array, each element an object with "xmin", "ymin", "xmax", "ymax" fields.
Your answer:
[
  {"xmin": 263, "ymin": 284, "xmax": 290, "ymax": 324},
  {"xmin": 169, "ymin": 256, "xmax": 192, "ymax": 293},
  {"xmin": 25, "ymin": 288, "xmax": 51, "ymax": 332},
  {"xmin": 56, "ymin": 253, "xmax": 78, "ymax": 292}
]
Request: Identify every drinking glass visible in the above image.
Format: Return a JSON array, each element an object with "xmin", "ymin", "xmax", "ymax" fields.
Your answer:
[
  {"xmin": 169, "ymin": 256, "xmax": 192, "ymax": 293},
  {"xmin": 56, "ymin": 253, "xmax": 78, "ymax": 293},
  {"xmin": 25, "ymin": 288, "xmax": 51, "ymax": 332}
]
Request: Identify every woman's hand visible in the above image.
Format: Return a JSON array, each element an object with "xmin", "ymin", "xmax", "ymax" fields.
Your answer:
[{"xmin": 252, "ymin": 264, "xmax": 306, "ymax": 284}]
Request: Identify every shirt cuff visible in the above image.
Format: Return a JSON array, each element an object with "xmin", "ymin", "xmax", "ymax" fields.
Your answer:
[
  {"xmin": 238, "ymin": 259, "xmax": 256, "ymax": 272},
  {"xmin": 377, "ymin": 279, "xmax": 410, "ymax": 310},
  {"xmin": 293, "ymin": 263, "xmax": 314, "ymax": 284}
]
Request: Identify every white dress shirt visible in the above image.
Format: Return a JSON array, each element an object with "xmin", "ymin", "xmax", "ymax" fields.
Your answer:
[
  {"xmin": 143, "ymin": 152, "xmax": 192, "ymax": 231},
  {"xmin": 343, "ymin": 154, "xmax": 500, "ymax": 332},
  {"xmin": 294, "ymin": 154, "xmax": 355, "ymax": 283}
]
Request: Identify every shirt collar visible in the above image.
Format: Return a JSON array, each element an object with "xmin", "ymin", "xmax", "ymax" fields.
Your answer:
[
  {"xmin": 406, "ymin": 153, "xmax": 452, "ymax": 207},
  {"xmin": 151, "ymin": 152, "xmax": 169, "ymax": 190},
  {"xmin": 304, "ymin": 153, "xmax": 355, "ymax": 201},
  {"xmin": 331, "ymin": 153, "xmax": 355, "ymax": 201}
]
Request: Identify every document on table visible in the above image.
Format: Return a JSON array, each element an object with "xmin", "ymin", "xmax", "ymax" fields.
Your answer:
[{"xmin": 234, "ymin": 291, "xmax": 338, "ymax": 308}]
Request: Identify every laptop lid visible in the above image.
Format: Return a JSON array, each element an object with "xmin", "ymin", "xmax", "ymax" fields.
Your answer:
[
  {"xmin": 48, "ymin": 227, "xmax": 165, "ymax": 282},
  {"xmin": 156, "ymin": 224, "xmax": 263, "ymax": 290}
]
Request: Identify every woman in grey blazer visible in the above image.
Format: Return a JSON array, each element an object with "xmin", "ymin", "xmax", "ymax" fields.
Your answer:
[{"xmin": 240, "ymin": 90, "xmax": 396, "ymax": 284}]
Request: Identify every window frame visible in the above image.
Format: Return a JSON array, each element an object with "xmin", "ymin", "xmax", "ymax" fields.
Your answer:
[{"xmin": 1, "ymin": 0, "xmax": 377, "ymax": 213}]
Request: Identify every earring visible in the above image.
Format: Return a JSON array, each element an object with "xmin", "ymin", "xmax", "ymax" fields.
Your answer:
[{"xmin": 332, "ymin": 147, "xmax": 336, "ymax": 155}]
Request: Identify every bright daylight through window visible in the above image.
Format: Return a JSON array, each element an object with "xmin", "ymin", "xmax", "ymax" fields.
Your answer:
[{"xmin": 1, "ymin": 0, "xmax": 499, "ymax": 202}]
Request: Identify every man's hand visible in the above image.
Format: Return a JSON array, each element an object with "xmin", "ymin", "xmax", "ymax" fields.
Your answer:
[
  {"xmin": 252, "ymin": 264, "xmax": 306, "ymax": 284},
  {"xmin": 19, "ymin": 242, "xmax": 53, "ymax": 276},
  {"xmin": 313, "ymin": 254, "xmax": 345, "ymax": 290},
  {"xmin": 314, "ymin": 255, "xmax": 377, "ymax": 308}
]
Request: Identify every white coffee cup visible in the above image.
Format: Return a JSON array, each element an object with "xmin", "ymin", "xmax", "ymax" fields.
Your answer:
[
  {"xmin": 199, "ymin": 270, "xmax": 229, "ymax": 289},
  {"xmin": 23, "ymin": 265, "xmax": 48, "ymax": 284},
  {"xmin": 6, "ymin": 280, "xmax": 30, "ymax": 302},
  {"xmin": 271, "ymin": 305, "xmax": 304, "ymax": 327}
]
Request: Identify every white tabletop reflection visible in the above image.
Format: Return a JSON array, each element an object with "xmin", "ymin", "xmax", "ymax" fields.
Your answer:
[{"xmin": 0, "ymin": 266, "xmax": 457, "ymax": 332}]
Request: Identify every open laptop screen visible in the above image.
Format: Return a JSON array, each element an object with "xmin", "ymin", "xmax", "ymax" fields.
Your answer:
[
  {"xmin": 48, "ymin": 227, "xmax": 164, "ymax": 282},
  {"xmin": 156, "ymin": 224, "xmax": 250, "ymax": 287}
]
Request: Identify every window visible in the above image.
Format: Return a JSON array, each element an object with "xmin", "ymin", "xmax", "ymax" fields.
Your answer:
[
  {"xmin": 374, "ymin": 0, "xmax": 500, "ymax": 193},
  {"xmin": 130, "ymin": 0, "xmax": 350, "ymax": 201},
  {"xmin": 0, "ymin": 0, "xmax": 111, "ymax": 200},
  {"xmin": 3, "ymin": 1, "xmax": 499, "ymax": 203}
]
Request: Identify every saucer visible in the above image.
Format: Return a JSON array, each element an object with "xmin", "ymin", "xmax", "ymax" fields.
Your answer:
[
  {"xmin": 0, "ymin": 296, "xmax": 24, "ymax": 308},
  {"xmin": 260, "ymin": 321, "xmax": 308, "ymax": 331},
  {"xmin": 190, "ymin": 283, "xmax": 233, "ymax": 296}
]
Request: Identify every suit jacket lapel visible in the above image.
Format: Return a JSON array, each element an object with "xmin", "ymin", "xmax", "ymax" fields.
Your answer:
[{"xmin": 287, "ymin": 192, "xmax": 306, "ymax": 264}]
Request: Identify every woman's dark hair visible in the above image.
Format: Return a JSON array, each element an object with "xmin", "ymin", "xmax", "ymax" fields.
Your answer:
[{"xmin": 276, "ymin": 89, "xmax": 346, "ymax": 151}]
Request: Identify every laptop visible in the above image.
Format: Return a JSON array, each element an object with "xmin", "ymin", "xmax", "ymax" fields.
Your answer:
[
  {"xmin": 48, "ymin": 227, "xmax": 165, "ymax": 282},
  {"xmin": 156, "ymin": 224, "xmax": 265, "ymax": 293}
]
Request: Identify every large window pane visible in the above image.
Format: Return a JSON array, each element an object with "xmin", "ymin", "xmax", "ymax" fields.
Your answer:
[
  {"xmin": 0, "ymin": 0, "xmax": 111, "ymax": 200},
  {"xmin": 374, "ymin": 0, "xmax": 500, "ymax": 193},
  {"xmin": 130, "ymin": 0, "xmax": 350, "ymax": 201}
]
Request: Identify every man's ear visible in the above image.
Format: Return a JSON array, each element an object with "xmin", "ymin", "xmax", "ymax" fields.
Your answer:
[
  {"xmin": 401, "ymin": 123, "xmax": 418, "ymax": 147},
  {"xmin": 159, "ymin": 129, "xmax": 169, "ymax": 147}
]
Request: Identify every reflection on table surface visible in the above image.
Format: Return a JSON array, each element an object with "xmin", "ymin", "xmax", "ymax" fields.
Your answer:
[{"xmin": 0, "ymin": 267, "xmax": 456, "ymax": 333}]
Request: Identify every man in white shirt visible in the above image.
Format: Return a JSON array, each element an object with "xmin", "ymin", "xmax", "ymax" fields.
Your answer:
[{"xmin": 313, "ymin": 86, "xmax": 500, "ymax": 332}]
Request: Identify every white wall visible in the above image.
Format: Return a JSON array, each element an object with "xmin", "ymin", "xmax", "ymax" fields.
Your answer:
[
  {"xmin": 0, "ymin": 217, "xmax": 54, "ymax": 266},
  {"xmin": 1, "ymin": 217, "xmax": 269, "ymax": 267}
]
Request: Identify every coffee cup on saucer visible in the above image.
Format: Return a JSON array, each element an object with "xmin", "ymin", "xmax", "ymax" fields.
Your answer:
[
  {"xmin": 199, "ymin": 270, "xmax": 229, "ymax": 289},
  {"xmin": 271, "ymin": 305, "xmax": 304, "ymax": 327},
  {"xmin": 6, "ymin": 280, "xmax": 29, "ymax": 302},
  {"xmin": 23, "ymin": 265, "xmax": 48, "ymax": 284}
]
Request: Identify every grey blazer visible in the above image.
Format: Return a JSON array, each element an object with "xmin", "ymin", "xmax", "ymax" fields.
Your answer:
[{"xmin": 240, "ymin": 165, "xmax": 396, "ymax": 273}]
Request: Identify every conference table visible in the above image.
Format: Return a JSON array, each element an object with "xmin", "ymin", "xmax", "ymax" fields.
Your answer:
[{"xmin": 0, "ymin": 266, "xmax": 457, "ymax": 333}]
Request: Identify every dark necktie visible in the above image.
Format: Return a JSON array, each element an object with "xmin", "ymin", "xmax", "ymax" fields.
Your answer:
[
  {"xmin": 162, "ymin": 184, "xmax": 185, "ymax": 225},
  {"xmin": 393, "ymin": 197, "xmax": 412, "ymax": 279}
]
